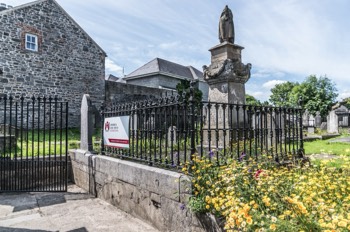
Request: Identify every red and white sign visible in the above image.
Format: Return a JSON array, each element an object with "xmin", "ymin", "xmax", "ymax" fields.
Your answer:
[{"xmin": 103, "ymin": 116, "xmax": 129, "ymax": 148}]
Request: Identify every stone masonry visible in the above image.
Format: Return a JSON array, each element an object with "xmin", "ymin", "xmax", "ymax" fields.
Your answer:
[{"xmin": 0, "ymin": 0, "xmax": 106, "ymax": 127}]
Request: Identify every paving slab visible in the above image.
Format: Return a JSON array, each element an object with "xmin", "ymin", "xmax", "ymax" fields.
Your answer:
[{"xmin": 0, "ymin": 185, "xmax": 159, "ymax": 232}]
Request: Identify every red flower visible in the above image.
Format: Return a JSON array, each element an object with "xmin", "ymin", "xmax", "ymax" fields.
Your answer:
[{"xmin": 254, "ymin": 169, "xmax": 263, "ymax": 179}]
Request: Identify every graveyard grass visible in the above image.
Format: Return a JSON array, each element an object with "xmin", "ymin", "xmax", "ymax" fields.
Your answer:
[
  {"xmin": 304, "ymin": 139, "xmax": 350, "ymax": 156},
  {"xmin": 184, "ymin": 154, "xmax": 350, "ymax": 231},
  {"xmin": 7, "ymin": 128, "xmax": 99, "ymax": 157}
]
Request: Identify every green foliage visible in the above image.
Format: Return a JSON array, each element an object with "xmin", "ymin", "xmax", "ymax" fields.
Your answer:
[
  {"xmin": 290, "ymin": 75, "xmax": 338, "ymax": 118},
  {"xmin": 342, "ymin": 97, "xmax": 350, "ymax": 109},
  {"xmin": 269, "ymin": 75, "xmax": 338, "ymax": 118},
  {"xmin": 269, "ymin": 81, "xmax": 298, "ymax": 107},
  {"xmin": 176, "ymin": 79, "xmax": 203, "ymax": 103},
  {"xmin": 246, "ymin": 94, "xmax": 269, "ymax": 106}
]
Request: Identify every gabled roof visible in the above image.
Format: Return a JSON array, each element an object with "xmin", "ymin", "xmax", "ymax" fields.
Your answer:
[
  {"xmin": 124, "ymin": 58, "xmax": 203, "ymax": 81},
  {"xmin": 0, "ymin": 0, "xmax": 106, "ymax": 56}
]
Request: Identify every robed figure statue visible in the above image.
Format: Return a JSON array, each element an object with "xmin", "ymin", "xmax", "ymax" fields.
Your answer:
[{"xmin": 219, "ymin": 5, "xmax": 235, "ymax": 44}]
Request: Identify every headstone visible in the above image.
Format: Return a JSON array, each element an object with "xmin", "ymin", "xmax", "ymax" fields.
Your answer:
[
  {"xmin": 302, "ymin": 110, "xmax": 309, "ymax": 127},
  {"xmin": 80, "ymin": 94, "xmax": 94, "ymax": 152},
  {"xmin": 327, "ymin": 110, "xmax": 338, "ymax": 133},
  {"xmin": 309, "ymin": 115, "xmax": 315, "ymax": 127},
  {"xmin": 315, "ymin": 111, "xmax": 322, "ymax": 127},
  {"xmin": 168, "ymin": 126, "xmax": 177, "ymax": 145},
  {"xmin": 307, "ymin": 126, "xmax": 315, "ymax": 134},
  {"xmin": 320, "ymin": 122, "xmax": 327, "ymax": 131}
]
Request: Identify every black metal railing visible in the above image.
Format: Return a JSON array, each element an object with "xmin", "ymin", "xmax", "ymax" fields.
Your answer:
[
  {"xmin": 0, "ymin": 95, "xmax": 69, "ymax": 192},
  {"xmin": 101, "ymin": 91, "xmax": 304, "ymax": 170}
]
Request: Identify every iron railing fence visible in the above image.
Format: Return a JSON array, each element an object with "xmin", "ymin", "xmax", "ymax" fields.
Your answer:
[
  {"xmin": 102, "ymin": 92, "xmax": 304, "ymax": 170},
  {"xmin": 0, "ymin": 95, "xmax": 68, "ymax": 192}
]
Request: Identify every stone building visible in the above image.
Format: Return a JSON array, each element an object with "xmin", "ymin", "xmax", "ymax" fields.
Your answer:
[
  {"xmin": 123, "ymin": 57, "xmax": 209, "ymax": 100},
  {"xmin": 0, "ymin": 0, "xmax": 106, "ymax": 127}
]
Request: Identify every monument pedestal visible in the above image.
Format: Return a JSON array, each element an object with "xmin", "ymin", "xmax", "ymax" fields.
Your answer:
[
  {"xmin": 209, "ymin": 42, "xmax": 244, "ymax": 63},
  {"xmin": 202, "ymin": 41, "xmax": 251, "ymax": 151}
]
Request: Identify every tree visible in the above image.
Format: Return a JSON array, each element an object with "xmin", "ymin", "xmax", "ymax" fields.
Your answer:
[
  {"xmin": 176, "ymin": 80, "xmax": 203, "ymax": 103},
  {"xmin": 246, "ymin": 94, "xmax": 269, "ymax": 106},
  {"xmin": 268, "ymin": 75, "xmax": 338, "ymax": 118},
  {"xmin": 290, "ymin": 75, "xmax": 338, "ymax": 117},
  {"xmin": 342, "ymin": 97, "xmax": 350, "ymax": 109},
  {"xmin": 246, "ymin": 94, "xmax": 261, "ymax": 105},
  {"xmin": 269, "ymin": 81, "xmax": 299, "ymax": 107}
]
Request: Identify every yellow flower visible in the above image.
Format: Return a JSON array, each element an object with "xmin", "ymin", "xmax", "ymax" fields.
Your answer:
[
  {"xmin": 246, "ymin": 217, "xmax": 253, "ymax": 225},
  {"xmin": 338, "ymin": 220, "xmax": 347, "ymax": 228},
  {"xmin": 269, "ymin": 224, "xmax": 277, "ymax": 231},
  {"xmin": 206, "ymin": 204, "xmax": 210, "ymax": 209}
]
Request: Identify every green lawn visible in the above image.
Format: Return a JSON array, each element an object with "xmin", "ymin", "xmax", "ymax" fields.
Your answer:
[
  {"xmin": 3, "ymin": 128, "xmax": 101, "ymax": 157},
  {"xmin": 304, "ymin": 138, "xmax": 350, "ymax": 156}
]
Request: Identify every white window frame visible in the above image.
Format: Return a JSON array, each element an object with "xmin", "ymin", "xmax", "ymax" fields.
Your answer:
[{"xmin": 25, "ymin": 33, "xmax": 38, "ymax": 52}]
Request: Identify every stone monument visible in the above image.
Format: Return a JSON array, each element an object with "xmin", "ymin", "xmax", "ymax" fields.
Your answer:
[
  {"xmin": 201, "ymin": 5, "xmax": 252, "ymax": 149},
  {"xmin": 203, "ymin": 5, "xmax": 251, "ymax": 105}
]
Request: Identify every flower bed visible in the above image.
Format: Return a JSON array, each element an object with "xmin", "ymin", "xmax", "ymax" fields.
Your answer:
[{"xmin": 184, "ymin": 155, "xmax": 350, "ymax": 231}]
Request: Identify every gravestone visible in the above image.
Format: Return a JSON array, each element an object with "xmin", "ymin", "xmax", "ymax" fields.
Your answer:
[
  {"xmin": 202, "ymin": 5, "xmax": 251, "ymax": 148},
  {"xmin": 302, "ymin": 110, "xmax": 309, "ymax": 127},
  {"xmin": 167, "ymin": 126, "xmax": 177, "ymax": 145},
  {"xmin": 315, "ymin": 111, "xmax": 322, "ymax": 128},
  {"xmin": 320, "ymin": 122, "xmax": 327, "ymax": 131},
  {"xmin": 80, "ymin": 94, "xmax": 94, "ymax": 152},
  {"xmin": 327, "ymin": 110, "xmax": 338, "ymax": 133}
]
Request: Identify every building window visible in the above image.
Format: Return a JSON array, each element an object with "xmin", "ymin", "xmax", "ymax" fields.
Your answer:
[{"xmin": 25, "ymin": 33, "xmax": 38, "ymax": 51}]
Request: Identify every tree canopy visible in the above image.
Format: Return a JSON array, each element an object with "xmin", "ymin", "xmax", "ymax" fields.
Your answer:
[
  {"xmin": 268, "ymin": 75, "xmax": 338, "ymax": 118},
  {"xmin": 269, "ymin": 81, "xmax": 298, "ymax": 107},
  {"xmin": 246, "ymin": 94, "xmax": 269, "ymax": 106},
  {"xmin": 176, "ymin": 80, "xmax": 203, "ymax": 103}
]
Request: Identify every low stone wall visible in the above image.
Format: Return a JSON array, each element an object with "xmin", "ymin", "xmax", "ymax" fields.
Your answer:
[{"xmin": 69, "ymin": 150, "xmax": 222, "ymax": 232}]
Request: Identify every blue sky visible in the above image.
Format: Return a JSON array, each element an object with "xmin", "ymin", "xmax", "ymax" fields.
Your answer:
[{"xmin": 6, "ymin": 0, "xmax": 350, "ymax": 102}]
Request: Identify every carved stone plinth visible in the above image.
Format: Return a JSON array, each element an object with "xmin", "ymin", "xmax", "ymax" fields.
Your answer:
[{"xmin": 203, "ymin": 42, "xmax": 251, "ymax": 104}]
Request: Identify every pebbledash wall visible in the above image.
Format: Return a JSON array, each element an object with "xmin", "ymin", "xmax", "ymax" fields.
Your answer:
[
  {"xmin": 0, "ymin": 0, "xmax": 106, "ymax": 127},
  {"xmin": 69, "ymin": 150, "xmax": 223, "ymax": 232}
]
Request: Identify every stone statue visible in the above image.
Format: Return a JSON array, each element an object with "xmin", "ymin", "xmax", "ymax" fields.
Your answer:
[{"xmin": 219, "ymin": 5, "xmax": 234, "ymax": 44}]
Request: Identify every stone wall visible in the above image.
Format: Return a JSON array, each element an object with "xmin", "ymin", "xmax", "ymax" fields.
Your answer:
[
  {"xmin": 106, "ymin": 81, "xmax": 173, "ymax": 104},
  {"xmin": 69, "ymin": 150, "xmax": 223, "ymax": 232},
  {"xmin": 0, "ymin": 0, "xmax": 105, "ymax": 127},
  {"xmin": 125, "ymin": 75, "xmax": 209, "ymax": 101}
]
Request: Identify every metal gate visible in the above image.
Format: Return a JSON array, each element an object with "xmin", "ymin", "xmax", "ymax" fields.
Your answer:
[{"xmin": 0, "ymin": 95, "xmax": 68, "ymax": 192}]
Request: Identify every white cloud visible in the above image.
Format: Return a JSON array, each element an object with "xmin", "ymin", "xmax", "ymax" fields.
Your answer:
[
  {"xmin": 338, "ymin": 91, "xmax": 350, "ymax": 101},
  {"xmin": 247, "ymin": 91, "xmax": 264, "ymax": 98},
  {"xmin": 105, "ymin": 58, "xmax": 123, "ymax": 76},
  {"xmin": 262, "ymin": 80, "xmax": 286, "ymax": 90}
]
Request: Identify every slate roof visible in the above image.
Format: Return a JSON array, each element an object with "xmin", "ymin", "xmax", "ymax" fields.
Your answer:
[
  {"xmin": 0, "ymin": 0, "xmax": 106, "ymax": 56},
  {"xmin": 124, "ymin": 58, "xmax": 204, "ymax": 81}
]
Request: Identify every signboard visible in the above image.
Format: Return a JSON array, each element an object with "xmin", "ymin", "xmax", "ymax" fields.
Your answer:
[{"xmin": 103, "ymin": 116, "xmax": 130, "ymax": 148}]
